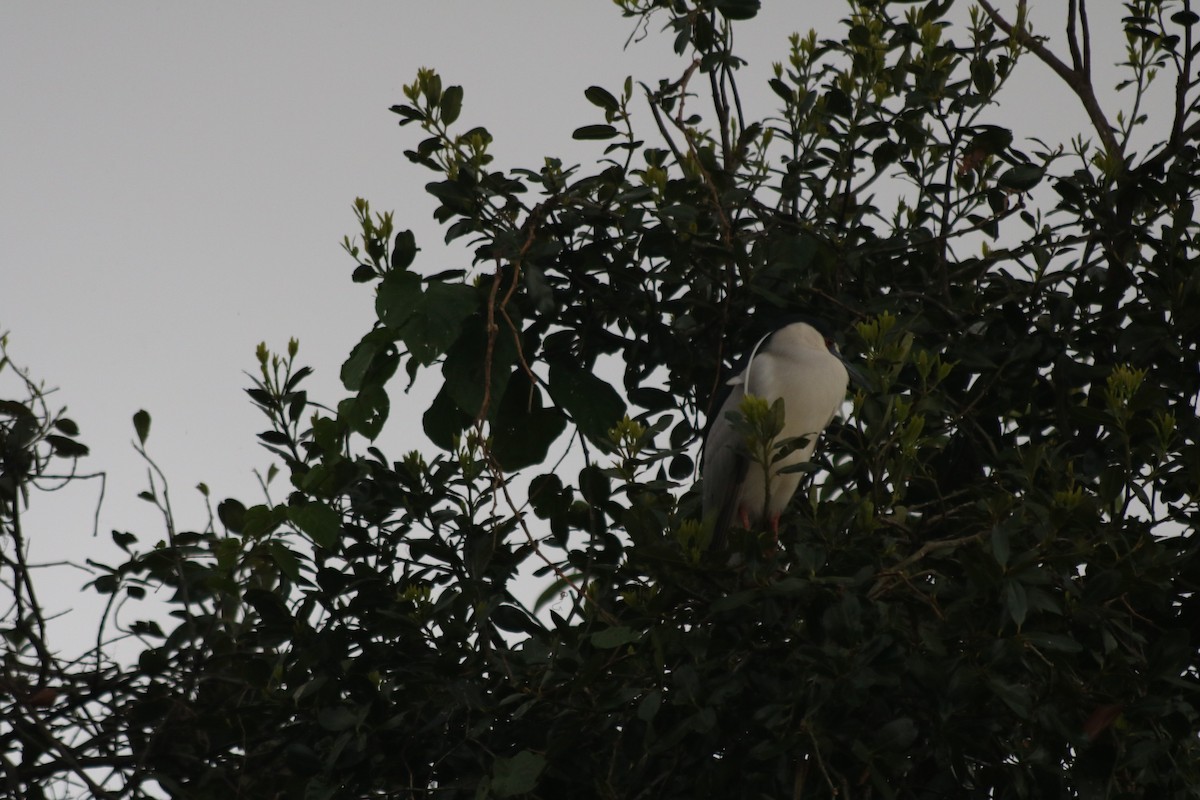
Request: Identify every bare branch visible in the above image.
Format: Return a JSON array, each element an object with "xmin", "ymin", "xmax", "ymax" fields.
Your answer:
[
  {"xmin": 977, "ymin": 0, "xmax": 1123, "ymax": 169},
  {"xmin": 1066, "ymin": 0, "xmax": 1084, "ymax": 74},
  {"xmin": 1133, "ymin": 0, "xmax": 1200, "ymax": 172},
  {"xmin": 1079, "ymin": 0, "xmax": 1092, "ymax": 76},
  {"xmin": 1066, "ymin": 0, "xmax": 1094, "ymax": 78},
  {"xmin": 1172, "ymin": 0, "xmax": 1195, "ymax": 149}
]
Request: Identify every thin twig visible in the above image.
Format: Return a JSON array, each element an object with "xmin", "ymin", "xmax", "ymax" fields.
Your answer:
[
  {"xmin": 477, "ymin": 264, "xmax": 503, "ymax": 425},
  {"xmin": 9, "ymin": 506, "xmax": 54, "ymax": 682},
  {"xmin": 675, "ymin": 61, "xmax": 735, "ymax": 248},
  {"xmin": 484, "ymin": 446, "xmax": 620, "ymax": 626},
  {"xmin": 8, "ymin": 700, "xmax": 115, "ymax": 798},
  {"xmin": 498, "ymin": 233, "xmax": 540, "ymax": 388},
  {"xmin": 869, "ymin": 532, "xmax": 987, "ymax": 599},
  {"xmin": 805, "ymin": 725, "xmax": 838, "ymax": 796},
  {"xmin": 475, "ymin": 205, "xmax": 547, "ymax": 424},
  {"xmin": 645, "ymin": 90, "xmax": 687, "ymax": 166}
]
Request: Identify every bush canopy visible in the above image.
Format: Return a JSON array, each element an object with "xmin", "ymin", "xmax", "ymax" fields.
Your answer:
[{"xmin": 4, "ymin": 1, "xmax": 1200, "ymax": 797}]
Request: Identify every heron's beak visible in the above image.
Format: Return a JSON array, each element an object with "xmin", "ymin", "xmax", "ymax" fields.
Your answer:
[{"xmin": 842, "ymin": 360, "xmax": 869, "ymax": 389}]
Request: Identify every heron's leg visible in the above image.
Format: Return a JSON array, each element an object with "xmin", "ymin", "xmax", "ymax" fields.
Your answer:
[{"xmin": 765, "ymin": 513, "xmax": 782, "ymax": 556}]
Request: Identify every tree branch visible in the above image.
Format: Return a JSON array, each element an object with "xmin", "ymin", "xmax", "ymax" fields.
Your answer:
[
  {"xmin": 977, "ymin": 0, "xmax": 1123, "ymax": 169},
  {"xmin": 1169, "ymin": 0, "xmax": 1196, "ymax": 152}
]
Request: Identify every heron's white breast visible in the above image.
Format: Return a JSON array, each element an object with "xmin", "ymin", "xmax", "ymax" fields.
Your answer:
[
  {"xmin": 748, "ymin": 347, "xmax": 848, "ymax": 445},
  {"xmin": 744, "ymin": 345, "xmax": 848, "ymax": 516}
]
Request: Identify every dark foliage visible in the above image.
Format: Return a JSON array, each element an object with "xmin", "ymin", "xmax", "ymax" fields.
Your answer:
[{"xmin": 4, "ymin": 1, "xmax": 1200, "ymax": 797}]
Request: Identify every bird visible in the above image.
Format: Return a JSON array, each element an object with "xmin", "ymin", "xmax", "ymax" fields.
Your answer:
[{"xmin": 701, "ymin": 318, "xmax": 857, "ymax": 544}]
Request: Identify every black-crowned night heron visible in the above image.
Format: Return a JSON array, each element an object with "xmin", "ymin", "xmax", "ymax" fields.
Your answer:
[{"xmin": 702, "ymin": 318, "xmax": 856, "ymax": 542}]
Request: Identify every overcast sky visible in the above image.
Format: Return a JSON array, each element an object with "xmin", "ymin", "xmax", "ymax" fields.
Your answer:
[{"xmin": 1, "ymin": 3, "xmax": 1162, "ymax": 652}]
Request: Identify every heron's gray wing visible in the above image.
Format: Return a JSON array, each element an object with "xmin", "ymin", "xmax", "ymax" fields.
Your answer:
[{"xmin": 702, "ymin": 385, "xmax": 748, "ymax": 548}]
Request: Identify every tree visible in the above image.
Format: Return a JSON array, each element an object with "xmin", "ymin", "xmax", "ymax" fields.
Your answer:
[{"xmin": 4, "ymin": 0, "xmax": 1200, "ymax": 797}]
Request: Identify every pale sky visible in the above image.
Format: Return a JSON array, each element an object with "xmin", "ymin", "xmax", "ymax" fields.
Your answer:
[{"xmin": 1, "ymin": 3, "xmax": 1161, "ymax": 652}]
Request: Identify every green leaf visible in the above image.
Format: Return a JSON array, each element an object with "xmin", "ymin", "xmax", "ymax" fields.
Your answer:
[
  {"xmin": 341, "ymin": 328, "xmax": 398, "ymax": 391},
  {"xmin": 966, "ymin": 125, "xmax": 1013, "ymax": 157},
  {"xmin": 375, "ymin": 270, "xmax": 420, "ymax": 324},
  {"xmin": 491, "ymin": 604, "xmax": 544, "ymax": 636},
  {"xmin": 45, "ymin": 434, "xmax": 89, "ymax": 458},
  {"xmin": 218, "ymin": 498, "xmax": 247, "ymax": 533},
  {"xmin": 422, "ymin": 384, "xmax": 472, "ymax": 450},
  {"xmin": 584, "ymin": 85, "xmax": 619, "ymax": 113},
  {"xmin": 133, "ymin": 409, "xmax": 151, "ymax": 445},
  {"xmin": 1004, "ymin": 580, "xmax": 1028, "ymax": 628},
  {"xmin": 379, "ymin": 272, "xmax": 482, "ymax": 367},
  {"xmin": 572, "ymin": 124, "xmax": 618, "ymax": 140},
  {"xmin": 591, "ymin": 625, "xmax": 639, "ymax": 649},
  {"xmin": 439, "ymin": 85, "xmax": 463, "ymax": 126},
  {"xmin": 715, "ymin": 0, "xmax": 760, "ymax": 20},
  {"xmin": 391, "ymin": 230, "xmax": 418, "ymax": 271},
  {"xmin": 991, "ymin": 525, "xmax": 1010, "ymax": 566},
  {"xmin": 873, "ymin": 717, "xmax": 918, "ymax": 751},
  {"xmin": 338, "ymin": 385, "xmax": 390, "ymax": 440},
  {"xmin": 873, "ymin": 140, "xmax": 901, "ymax": 171},
  {"xmin": 0, "ymin": 400, "xmax": 35, "ymax": 419},
  {"xmin": 971, "ymin": 58, "xmax": 996, "ymax": 94},
  {"xmin": 111, "ymin": 530, "xmax": 137, "ymax": 552},
  {"xmin": 242, "ymin": 504, "xmax": 286, "ymax": 539},
  {"xmin": 289, "ymin": 503, "xmax": 341, "ymax": 549},
  {"xmin": 425, "ymin": 178, "xmax": 476, "ymax": 216},
  {"xmin": 989, "ymin": 678, "xmax": 1032, "ymax": 718},
  {"xmin": 408, "ymin": 283, "xmax": 479, "ymax": 364},
  {"xmin": 491, "ymin": 750, "xmax": 546, "ymax": 798},
  {"xmin": 268, "ymin": 540, "xmax": 303, "ymax": 583},
  {"xmin": 442, "ymin": 316, "xmax": 518, "ymax": 422},
  {"xmin": 244, "ymin": 587, "xmax": 293, "ymax": 630},
  {"xmin": 547, "ymin": 361, "xmax": 626, "ymax": 447},
  {"xmin": 711, "ymin": 589, "xmax": 760, "ymax": 613},
  {"xmin": 138, "ymin": 647, "xmax": 168, "ymax": 675},
  {"xmin": 997, "ymin": 164, "xmax": 1045, "ymax": 192},
  {"xmin": 317, "ymin": 705, "xmax": 359, "ymax": 733},
  {"xmin": 490, "ymin": 372, "xmax": 567, "ymax": 471},
  {"xmin": 92, "ymin": 573, "xmax": 118, "ymax": 594},
  {"xmin": 579, "ymin": 464, "xmax": 610, "ymax": 505},
  {"xmin": 528, "ymin": 473, "xmax": 568, "ymax": 519},
  {"xmin": 637, "ymin": 690, "xmax": 662, "ymax": 722},
  {"xmin": 1149, "ymin": 628, "xmax": 1191, "ymax": 678}
]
